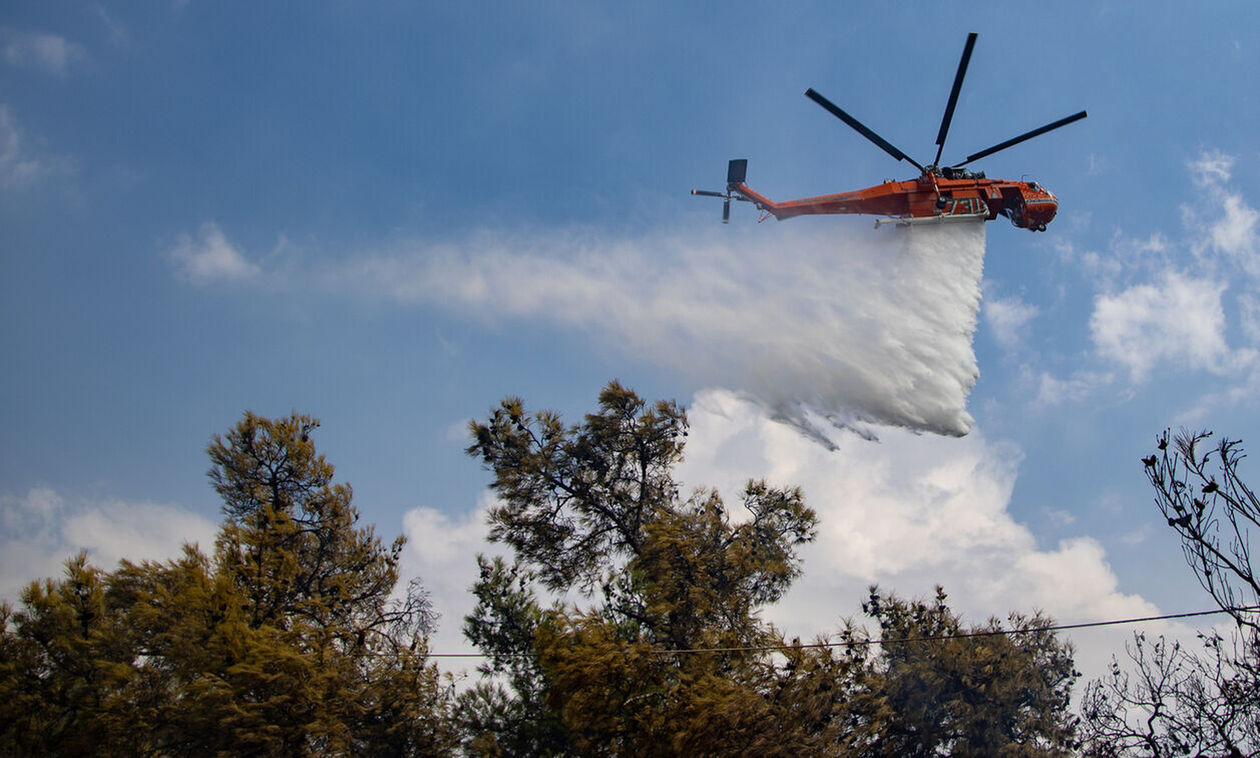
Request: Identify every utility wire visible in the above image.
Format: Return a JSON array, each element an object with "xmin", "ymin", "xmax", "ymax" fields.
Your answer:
[{"xmin": 427, "ymin": 605, "xmax": 1260, "ymax": 659}]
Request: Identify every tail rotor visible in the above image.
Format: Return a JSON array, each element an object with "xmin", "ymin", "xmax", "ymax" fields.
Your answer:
[{"xmin": 691, "ymin": 159, "xmax": 750, "ymax": 224}]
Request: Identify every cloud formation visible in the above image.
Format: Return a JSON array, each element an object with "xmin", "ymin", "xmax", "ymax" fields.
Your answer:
[
  {"xmin": 984, "ymin": 294, "xmax": 1039, "ymax": 351},
  {"xmin": 401, "ymin": 389, "xmax": 1166, "ymax": 685},
  {"xmin": 168, "ymin": 223, "xmax": 261, "ymax": 284},
  {"xmin": 398, "ymin": 499, "xmax": 513, "ymax": 662},
  {"xmin": 1035, "ymin": 369, "xmax": 1110, "ymax": 407},
  {"xmin": 674, "ymin": 389, "xmax": 1164, "ymax": 684},
  {"xmin": 1090, "ymin": 271, "xmax": 1231, "ymax": 383},
  {"xmin": 1, "ymin": 28, "xmax": 84, "ymax": 76},
  {"xmin": 0, "ymin": 487, "xmax": 218, "ymax": 603},
  {"xmin": 0, "ymin": 104, "xmax": 72, "ymax": 189},
  {"xmin": 1035, "ymin": 151, "xmax": 1260, "ymax": 402},
  {"xmin": 1188, "ymin": 150, "xmax": 1234, "ymax": 187}
]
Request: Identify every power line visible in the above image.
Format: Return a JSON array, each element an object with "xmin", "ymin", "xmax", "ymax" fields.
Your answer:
[{"xmin": 427, "ymin": 605, "xmax": 1260, "ymax": 659}]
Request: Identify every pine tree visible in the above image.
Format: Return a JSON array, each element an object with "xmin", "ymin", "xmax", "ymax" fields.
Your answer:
[
  {"xmin": 458, "ymin": 382, "xmax": 827, "ymax": 754},
  {"xmin": 844, "ymin": 587, "xmax": 1078, "ymax": 757},
  {"xmin": 0, "ymin": 412, "xmax": 455, "ymax": 756},
  {"xmin": 457, "ymin": 383, "xmax": 1081, "ymax": 755}
]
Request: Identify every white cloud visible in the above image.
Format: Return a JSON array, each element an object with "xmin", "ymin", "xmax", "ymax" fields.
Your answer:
[
  {"xmin": 0, "ymin": 104, "xmax": 72, "ymax": 189},
  {"xmin": 169, "ymin": 223, "xmax": 262, "ymax": 284},
  {"xmin": 1077, "ymin": 248, "xmax": 1123, "ymax": 288},
  {"xmin": 672, "ymin": 390, "xmax": 1164, "ymax": 686},
  {"xmin": 92, "ymin": 5, "xmax": 130, "ymax": 47},
  {"xmin": 1058, "ymin": 230, "xmax": 1172, "ymax": 297},
  {"xmin": 1119, "ymin": 524, "xmax": 1151, "ymax": 546},
  {"xmin": 333, "ymin": 221, "xmax": 987, "ymax": 436},
  {"xmin": 1035, "ymin": 369, "xmax": 1110, "ymax": 406},
  {"xmin": 397, "ymin": 388, "xmax": 1186, "ymax": 686},
  {"xmin": 1090, "ymin": 270, "xmax": 1232, "ymax": 383},
  {"xmin": 398, "ymin": 498, "xmax": 509, "ymax": 667},
  {"xmin": 1208, "ymin": 193, "xmax": 1259, "ymax": 260},
  {"xmin": 1172, "ymin": 362, "xmax": 1260, "ymax": 424},
  {"xmin": 1182, "ymin": 151, "xmax": 1260, "ymax": 275},
  {"xmin": 984, "ymin": 294, "xmax": 1039, "ymax": 350},
  {"xmin": 406, "ymin": 390, "xmax": 1178, "ymax": 683},
  {"xmin": 0, "ymin": 487, "xmax": 218, "ymax": 604},
  {"xmin": 2, "ymin": 28, "xmax": 84, "ymax": 75},
  {"xmin": 1044, "ymin": 508, "xmax": 1076, "ymax": 527},
  {"xmin": 1085, "ymin": 153, "xmax": 1104, "ymax": 176},
  {"xmin": 1189, "ymin": 150, "xmax": 1233, "ymax": 187},
  {"xmin": 1240, "ymin": 293, "xmax": 1260, "ymax": 344},
  {"xmin": 1047, "ymin": 152, "xmax": 1260, "ymax": 414}
]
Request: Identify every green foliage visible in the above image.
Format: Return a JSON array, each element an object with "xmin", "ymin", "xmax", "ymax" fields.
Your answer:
[
  {"xmin": 466, "ymin": 381, "xmax": 692, "ymax": 593},
  {"xmin": 845, "ymin": 587, "xmax": 1079, "ymax": 757},
  {"xmin": 457, "ymin": 556, "xmax": 568, "ymax": 756},
  {"xmin": 209, "ymin": 412, "xmax": 416, "ymax": 638},
  {"xmin": 1, "ymin": 389, "xmax": 1091, "ymax": 754},
  {"xmin": 460, "ymin": 382, "xmax": 823, "ymax": 754},
  {"xmin": 465, "ymin": 382, "xmax": 816, "ymax": 641},
  {"xmin": 0, "ymin": 412, "xmax": 455, "ymax": 756},
  {"xmin": 632, "ymin": 484, "xmax": 815, "ymax": 650},
  {"xmin": 0, "ymin": 554, "xmax": 154, "ymax": 756},
  {"xmin": 459, "ymin": 382, "xmax": 1079, "ymax": 755}
]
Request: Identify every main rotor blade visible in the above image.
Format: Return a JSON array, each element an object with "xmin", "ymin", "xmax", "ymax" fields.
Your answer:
[
  {"xmin": 956, "ymin": 110, "xmax": 1088, "ymax": 167},
  {"xmin": 805, "ymin": 88, "xmax": 924, "ymax": 172},
  {"xmin": 933, "ymin": 32, "xmax": 978, "ymax": 167}
]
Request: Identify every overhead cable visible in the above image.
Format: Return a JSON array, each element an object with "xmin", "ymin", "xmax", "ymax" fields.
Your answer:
[{"xmin": 426, "ymin": 605, "xmax": 1260, "ymax": 659}]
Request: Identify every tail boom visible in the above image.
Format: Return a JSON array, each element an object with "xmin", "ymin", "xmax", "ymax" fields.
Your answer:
[{"xmin": 730, "ymin": 180, "xmax": 914, "ymax": 221}]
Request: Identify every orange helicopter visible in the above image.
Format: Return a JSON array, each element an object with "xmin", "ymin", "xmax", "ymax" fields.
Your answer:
[{"xmin": 693, "ymin": 33, "xmax": 1086, "ymax": 232}]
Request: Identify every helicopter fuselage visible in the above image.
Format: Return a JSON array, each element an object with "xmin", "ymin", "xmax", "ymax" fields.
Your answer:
[
  {"xmin": 692, "ymin": 33, "xmax": 1083, "ymax": 233},
  {"xmin": 730, "ymin": 170, "xmax": 1059, "ymax": 231}
]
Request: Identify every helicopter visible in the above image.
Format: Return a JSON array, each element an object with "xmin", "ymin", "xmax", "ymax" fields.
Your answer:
[{"xmin": 693, "ymin": 32, "xmax": 1086, "ymax": 232}]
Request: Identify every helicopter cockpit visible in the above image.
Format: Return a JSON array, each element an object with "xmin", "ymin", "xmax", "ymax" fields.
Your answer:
[{"xmin": 938, "ymin": 166, "xmax": 986, "ymax": 180}]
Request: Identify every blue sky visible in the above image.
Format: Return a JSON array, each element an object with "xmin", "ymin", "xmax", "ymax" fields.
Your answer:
[{"xmin": 4, "ymin": 2, "xmax": 1260, "ymax": 683}]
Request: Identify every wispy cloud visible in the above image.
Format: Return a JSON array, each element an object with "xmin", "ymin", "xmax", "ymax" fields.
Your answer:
[
  {"xmin": 1118, "ymin": 524, "xmax": 1151, "ymax": 547},
  {"xmin": 0, "ymin": 104, "xmax": 73, "ymax": 189},
  {"xmin": 1183, "ymin": 150, "xmax": 1260, "ymax": 275},
  {"xmin": 1044, "ymin": 508, "xmax": 1077, "ymax": 527},
  {"xmin": 1034, "ymin": 369, "xmax": 1110, "ymax": 407},
  {"xmin": 92, "ymin": 4, "xmax": 130, "ymax": 48},
  {"xmin": 1240, "ymin": 293, "xmax": 1260, "ymax": 344},
  {"xmin": 168, "ymin": 222, "xmax": 262, "ymax": 284},
  {"xmin": 1188, "ymin": 150, "xmax": 1233, "ymax": 187},
  {"xmin": 1206, "ymin": 193, "xmax": 1259, "ymax": 261},
  {"xmin": 2, "ymin": 28, "xmax": 85, "ymax": 76},
  {"xmin": 984, "ymin": 293, "xmax": 1039, "ymax": 351},
  {"xmin": 1173, "ymin": 362, "xmax": 1260, "ymax": 425}
]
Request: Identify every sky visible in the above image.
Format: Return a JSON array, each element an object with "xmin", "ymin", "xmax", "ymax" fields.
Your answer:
[{"xmin": 4, "ymin": 2, "xmax": 1260, "ymax": 690}]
